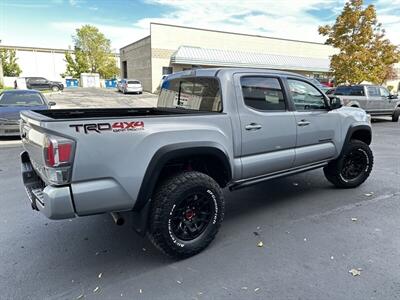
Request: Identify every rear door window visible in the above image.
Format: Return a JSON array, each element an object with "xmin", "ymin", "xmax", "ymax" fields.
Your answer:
[
  {"xmin": 334, "ymin": 86, "xmax": 350, "ymax": 95},
  {"xmin": 158, "ymin": 77, "xmax": 221, "ymax": 112},
  {"xmin": 241, "ymin": 77, "xmax": 286, "ymax": 111},
  {"xmin": 367, "ymin": 86, "xmax": 380, "ymax": 97}
]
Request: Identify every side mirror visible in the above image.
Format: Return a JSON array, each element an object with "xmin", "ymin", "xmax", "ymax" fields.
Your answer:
[
  {"xmin": 48, "ymin": 101, "xmax": 56, "ymax": 106},
  {"xmin": 389, "ymin": 94, "xmax": 398, "ymax": 99},
  {"xmin": 329, "ymin": 96, "xmax": 342, "ymax": 109}
]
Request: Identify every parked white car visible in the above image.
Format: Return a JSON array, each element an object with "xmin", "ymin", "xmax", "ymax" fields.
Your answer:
[{"xmin": 118, "ymin": 79, "xmax": 143, "ymax": 94}]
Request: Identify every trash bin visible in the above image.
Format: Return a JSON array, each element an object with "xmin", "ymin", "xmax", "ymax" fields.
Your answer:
[
  {"xmin": 66, "ymin": 79, "xmax": 79, "ymax": 88},
  {"xmin": 105, "ymin": 79, "xmax": 117, "ymax": 88}
]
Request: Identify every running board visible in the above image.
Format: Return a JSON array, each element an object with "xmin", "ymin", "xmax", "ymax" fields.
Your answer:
[{"xmin": 229, "ymin": 161, "xmax": 329, "ymax": 191}]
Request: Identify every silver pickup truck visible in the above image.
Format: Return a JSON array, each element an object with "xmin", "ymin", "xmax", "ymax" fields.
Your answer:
[
  {"xmin": 20, "ymin": 68, "xmax": 374, "ymax": 258},
  {"xmin": 334, "ymin": 84, "xmax": 400, "ymax": 122}
]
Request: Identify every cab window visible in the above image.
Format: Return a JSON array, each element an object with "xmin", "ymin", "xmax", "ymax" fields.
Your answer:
[
  {"xmin": 241, "ymin": 77, "xmax": 286, "ymax": 111},
  {"xmin": 287, "ymin": 79, "xmax": 328, "ymax": 111}
]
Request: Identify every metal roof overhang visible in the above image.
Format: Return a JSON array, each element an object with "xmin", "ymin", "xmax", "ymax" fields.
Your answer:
[{"xmin": 170, "ymin": 46, "xmax": 330, "ymax": 72}]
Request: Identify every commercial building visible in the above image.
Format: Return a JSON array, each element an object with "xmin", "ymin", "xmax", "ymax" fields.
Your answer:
[
  {"xmin": 0, "ymin": 45, "xmax": 120, "ymax": 86},
  {"xmin": 120, "ymin": 23, "xmax": 338, "ymax": 93}
]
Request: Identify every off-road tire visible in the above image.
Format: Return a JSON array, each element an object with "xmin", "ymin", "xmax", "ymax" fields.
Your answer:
[
  {"xmin": 51, "ymin": 86, "xmax": 59, "ymax": 92},
  {"xmin": 147, "ymin": 171, "xmax": 224, "ymax": 259},
  {"xmin": 324, "ymin": 139, "xmax": 373, "ymax": 188},
  {"xmin": 392, "ymin": 109, "xmax": 400, "ymax": 122}
]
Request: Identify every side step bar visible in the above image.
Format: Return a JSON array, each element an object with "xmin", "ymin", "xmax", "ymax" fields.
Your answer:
[{"xmin": 229, "ymin": 161, "xmax": 329, "ymax": 191}]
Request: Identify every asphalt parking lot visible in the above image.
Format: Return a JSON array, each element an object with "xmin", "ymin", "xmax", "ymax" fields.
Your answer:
[
  {"xmin": 46, "ymin": 87, "xmax": 158, "ymax": 109},
  {"xmin": 0, "ymin": 103, "xmax": 399, "ymax": 298}
]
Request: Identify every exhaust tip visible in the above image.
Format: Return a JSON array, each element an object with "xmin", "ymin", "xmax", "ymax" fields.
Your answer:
[{"xmin": 110, "ymin": 212, "xmax": 125, "ymax": 226}]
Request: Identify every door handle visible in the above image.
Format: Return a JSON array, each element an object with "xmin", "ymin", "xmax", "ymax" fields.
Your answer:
[
  {"xmin": 245, "ymin": 123, "xmax": 262, "ymax": 130},
  {"xmin": 297, "ymin": 120, "xmax": 311, "ymax": 127}
]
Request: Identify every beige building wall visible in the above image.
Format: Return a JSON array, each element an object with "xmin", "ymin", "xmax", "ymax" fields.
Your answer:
[
  {"xmin": 120, "ymin": 36, "xmax": 152, "ymax": 91},
  {"xmin": 149, "ymin": 23, "xmax": 337, "ymax": 92}
]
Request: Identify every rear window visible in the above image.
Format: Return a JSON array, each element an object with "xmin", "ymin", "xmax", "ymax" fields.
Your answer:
[
  {"xmin": 0, "ymin": 92, "xmax": 44, "ymax": 106},
  {"xmin": 349, "ymin": 86, "xmax": 365, "ymax": 96},
  {"xmin": 158, "ymin": 77, "xmax": 222, "ymax": 112},
  {"xmin": 127, "ymin": 80, "xmax": 140, "ymax": 84}
]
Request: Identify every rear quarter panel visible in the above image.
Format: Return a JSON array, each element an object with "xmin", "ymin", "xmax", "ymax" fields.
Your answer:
[{"xmin": 40, "ymin": 114, "xmax": 235, "ymax": 214}]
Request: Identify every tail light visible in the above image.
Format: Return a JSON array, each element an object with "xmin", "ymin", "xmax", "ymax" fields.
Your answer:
[{"xmin": 43, "ymin": 135, "xmax": 75, "ymax": 185}]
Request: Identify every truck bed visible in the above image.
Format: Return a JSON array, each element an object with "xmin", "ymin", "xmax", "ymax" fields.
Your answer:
[{"xmin": 33, "ymin": 107, "xmax": 218, "ymax": 120}]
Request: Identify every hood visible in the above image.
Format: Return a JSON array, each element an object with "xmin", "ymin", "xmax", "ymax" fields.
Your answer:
[{"xmin": 0, "ymin": 105, "xmax": 48, "ymax": 121}]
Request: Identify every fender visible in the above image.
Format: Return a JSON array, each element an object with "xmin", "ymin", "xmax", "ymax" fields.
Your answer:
[
  {"xmin": 342, "ymin": 124, "xmax": 372, "ymax": 153},
  {"xmin": 132, "ymin": 142, "xmax": 232, "ymax": 235}
]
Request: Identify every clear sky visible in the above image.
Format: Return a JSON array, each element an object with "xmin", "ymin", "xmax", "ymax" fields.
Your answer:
[{"xmin": 0, "ymin": 0, "xmax": 399, "ymax": 50}]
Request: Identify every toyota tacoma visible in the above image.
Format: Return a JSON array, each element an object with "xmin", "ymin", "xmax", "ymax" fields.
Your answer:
[{"xmin": 20, "ymin": 68, "xmax": 374, "ymax": 258}]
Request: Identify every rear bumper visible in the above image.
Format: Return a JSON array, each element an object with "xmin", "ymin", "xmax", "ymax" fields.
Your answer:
[
  {"xmin": 21, "ymin": 151, "xmax": 75, "ymax": 219},
  {"xmin": 0, "ymin": 123, "xmax": 20, "ymax": 136},
  {"xmin": 125, "ymin": 87, "xmax": 143, "ymax": 93}
]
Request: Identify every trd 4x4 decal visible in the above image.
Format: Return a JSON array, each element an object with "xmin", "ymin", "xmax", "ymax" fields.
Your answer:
[{"xmin": 70, "ymin": 121, "xmax": 144, "ymax": 134}]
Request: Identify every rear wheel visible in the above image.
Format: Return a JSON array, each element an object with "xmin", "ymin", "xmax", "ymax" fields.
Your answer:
[
  {"xmin": 147, "ymin": 171, "xmax": 224, "ymax": 259},
  {"xmin": 324, "ymin": 140, "xmax": 373, "ymax": 188},
  {"xmin": 392, "ymin": 109, "xmax": 400, "ymax": 122},
  {"xmin": 51, "ymin": 86, "xmax": 59, "ymax": 92}
]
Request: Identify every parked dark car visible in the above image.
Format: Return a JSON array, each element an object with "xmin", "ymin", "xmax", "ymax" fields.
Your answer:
[
  {"xmin": 0, "ymin": 90, "xmax": 55, "ymax": 136},
  {"xmin": 23, "ymin": 77, "xmax": 64, "ymax": 92}
]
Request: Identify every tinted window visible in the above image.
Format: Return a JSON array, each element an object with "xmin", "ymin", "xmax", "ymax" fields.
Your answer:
[
  {"xmin": 127, "ymin": 80, "xmax": 140, "ymax": 84},
  {"xmin": 287, "ymin": 79, "xmax": 327, "ymax": 110},
  {"xmin": 334, "ymin": 86, "xmax": 351, "ymax": 95},
  {"xmin": 0, "ymin": 92, "xmax": 44, "ymax": 106},
  {"xmin": 349, "ymin": 86, "xmax": 365, "ymax": 96},
  {"xmin": 158, "ymin": 77, "xmax": 221, "ymax": 112},
  {"xmin": 162, "ymin": 67, "xmax": 173, "ymax": 75},
  {"xmin": 367, "ymin": 86, "xmax": 379, "ymax": 96},
  {"xmin": 241, "ymin": 77, "xmax": 285, "ymax": 111}
]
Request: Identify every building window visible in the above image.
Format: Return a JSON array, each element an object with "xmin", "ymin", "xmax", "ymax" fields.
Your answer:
[
  {"xmin": 122, "ymin": 61, "xmax": 127, "ymax": 78},
  {"xmin": 241, "ymin": 77, "xmax": 286, "ymax": 111},
  {"xmin": 162, "ymin": 67, "xmax": 173, "ymax": 75}
]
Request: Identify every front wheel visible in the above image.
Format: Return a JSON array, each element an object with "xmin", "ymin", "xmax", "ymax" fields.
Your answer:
[
  {"xmin": 392, "ymin": 109, "xmax": 400, "ymax": 122},
  {"xmin": 324, "ymin": 140, "xmax": 373, "ymax": 188},
  {"xmin": 147, "ymin": 171, "xmax": 224, "ymax": 259}
]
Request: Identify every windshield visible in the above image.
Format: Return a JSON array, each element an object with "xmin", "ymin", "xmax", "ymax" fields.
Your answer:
[
  {"xmin": 127, "ymin": 81, "xmax": 140, "ymax": 84},
  {"xmin": 0, "ymin": 92, "xmax": 44, "ymax": 106}
]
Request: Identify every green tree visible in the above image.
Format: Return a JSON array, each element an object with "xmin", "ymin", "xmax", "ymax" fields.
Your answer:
[
  {"xmin": 63, "ymin": 25, "xmax": 119, "ymax": 78},
  {"xmin": 0, "ymin": 49, "xmax": 22, "ymax": 77},
  {"xmin": 318, "ymin": 0, "xmax": 400, "ymax": 85}
]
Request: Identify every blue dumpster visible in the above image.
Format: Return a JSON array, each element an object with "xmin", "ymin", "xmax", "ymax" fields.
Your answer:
[
  {"xmin": 105, "ymin": 79, "xmax": 117, "ymax": 88},
  {"xmin": 66, "ymin": 79, "xmax": 79, "ymax": 88}
]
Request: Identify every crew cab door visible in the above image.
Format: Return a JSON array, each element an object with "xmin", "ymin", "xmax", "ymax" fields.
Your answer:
[
  {"xmin": 286, "ymin": 78, "xmax": 339, "ymax": 167},
  {"xmin": 235, "ymin": 75, "xmax": 297, "ymax": 179}
]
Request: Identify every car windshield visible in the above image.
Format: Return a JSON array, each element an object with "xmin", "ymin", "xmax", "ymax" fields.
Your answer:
[
  {"xmin": 0, "ymin": 92, "xmax": 44, "ymax": 106},
  {"xmin": 127, "ymin": 81, "xmax": 140, "ymax": 84}
]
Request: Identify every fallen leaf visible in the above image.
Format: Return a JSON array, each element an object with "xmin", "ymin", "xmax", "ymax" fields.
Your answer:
[
  {"xmin": 364, "ymin": 192, "xmax": 374, "ymax": 197},
  {"xmin": 93, "ymin": 286, "xmax": 100, "ymax": 293},
  {"xmin": 76, "ymin": 294, "xmax": 84, "ymax": 299},
  {"xmin": 177, "ymin": 280, "xmax": 182, "ymax": 284},
  {"xmin": 349, "ymin": 269, "xmax": 361, "ymax": 276},
  {"xmin": 98, "ymin": 273, "xmax": 102, "ymax": 279},
  {"xmin": 254, "ymin": 288, "xmax": 260, "ymax": 292},
  {"xmin": 257, "ymin": 241, "xmax": 264, "ymax": 247},
  {"xmin": 241, "ymin": 287, "xmax": 248, "ymax": 290},
  {"xmin": 351, "ymin": 218, "xmax": 358, "ymax": 222}
]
